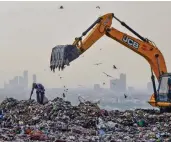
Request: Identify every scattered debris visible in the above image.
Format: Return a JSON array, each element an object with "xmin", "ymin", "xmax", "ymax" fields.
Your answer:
[{"xmin": 0, "ymin": 97, "xmax": 171, "ymax": 141}]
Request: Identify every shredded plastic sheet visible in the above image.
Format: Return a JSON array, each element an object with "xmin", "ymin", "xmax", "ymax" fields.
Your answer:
[{"xmin": 50, "ymin": 45, "xmax": 81, "ymax": 72}]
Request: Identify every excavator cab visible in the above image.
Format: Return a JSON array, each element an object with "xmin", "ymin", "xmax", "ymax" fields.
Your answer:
[
  {"xmin": 149, "ymin": 73, "xmax": 171, "ymax": 112},
  {"xmin": 157, "ymin": 73, "xmax": 171, "ymax": 102}
]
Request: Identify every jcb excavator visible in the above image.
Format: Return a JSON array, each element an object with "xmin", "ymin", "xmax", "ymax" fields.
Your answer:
[{"xmin": 50, "ymin": 13, "xmax": 171, "ymax": 112}]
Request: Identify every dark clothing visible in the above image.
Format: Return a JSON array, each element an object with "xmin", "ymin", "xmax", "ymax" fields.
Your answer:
[
  {"xmin": 30, "ymin": 83, "xmax": 45, "ymax": 105},
  {"xmin": 35, "ymin": 83, "xmax": 45, "ymax": 92},
  {"xmin": 36, "ymin": 91, "xmax": 44, "ymax": 104}
]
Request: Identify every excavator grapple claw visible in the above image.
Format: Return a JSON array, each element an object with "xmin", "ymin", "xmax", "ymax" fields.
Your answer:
[{"xmin": 50, "ymin": 45, "xmax": 81, "ymax": 72}]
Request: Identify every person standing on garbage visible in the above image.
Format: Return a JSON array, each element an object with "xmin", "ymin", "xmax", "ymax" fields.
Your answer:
[{"xmin": 29, "ymin": 83, "xmax": 45, "ymax": 105}]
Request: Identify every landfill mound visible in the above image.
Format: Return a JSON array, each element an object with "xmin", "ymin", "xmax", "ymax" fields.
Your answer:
[{"xmin": 0, "ymin": 97, "xmax": 170, "ymax": 142}]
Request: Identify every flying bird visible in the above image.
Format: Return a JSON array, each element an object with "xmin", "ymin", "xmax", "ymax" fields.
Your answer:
[
  {"xmin": 96, "ymin": 6, "xmax": 100, "ymax": 9},
  {"xmin": 124, "ymin": 94, "xmax": 127, "ymax": 99},
  {"xmin": 103, "ymin": 72, "xmax": 113, "ymax": 78},
  {"xmin": 113, "ymin": 65, "xmax": 117, "ymax": 69},
  {"xmin": 94, "ymin": 63, "xmax": 102, "ymax": 66},
  {"xmin": 103, "ymin": 82, "xmax": 105, "ymax": 85},
  {"xmin": 59, "ymin": 6, "xmax": 64, "ymax": 9}
]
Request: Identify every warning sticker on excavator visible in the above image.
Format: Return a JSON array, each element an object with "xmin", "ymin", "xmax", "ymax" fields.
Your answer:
[{"xmin": 122, "ymin": 35, "xmax": 139, "ymax": 49}]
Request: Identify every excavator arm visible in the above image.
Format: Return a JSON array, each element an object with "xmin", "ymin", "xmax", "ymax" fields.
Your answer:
[
  {"xmin": 106, "ymin": 27, "xmax": 167, "ymax": 80},
  {"xmin": 50, "ymin": 13, "xmax": 113, "ymax": 71},
  {"xmin": 50, "ymin": 13, "xmax": 167, "ymax": 80},
  {"xmin": 50, "ymin": 13, "xmax": 171, "ymax": 110}
]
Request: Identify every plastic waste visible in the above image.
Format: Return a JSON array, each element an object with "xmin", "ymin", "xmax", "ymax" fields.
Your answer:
[
  {"xmin": 137, "ymin": 119, "xmax": 145, "ymax": 127},
  {"xmin": 99, "ymin": 129, "xmax": 105, "ymax": 135},
  {"xmin": 0, "ymin": 97, "xmax": 170, "ymax": 141}
]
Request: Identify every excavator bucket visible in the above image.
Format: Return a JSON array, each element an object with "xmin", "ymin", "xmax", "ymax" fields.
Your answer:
[{"xmin": 50, "ymin": 45, "xmax": 81, "ymax": 72}]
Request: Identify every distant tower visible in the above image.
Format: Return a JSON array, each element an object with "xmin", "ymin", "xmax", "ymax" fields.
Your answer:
[
  {"xmin": 120, "ymin": 73, "xmax": 126, "ymax": 92},
  {"xmin": 110, "ymin": 79, "xmax": 117, "ymax": 90},
  {"xmin": 110, "ymin": 79, "xmax": 121, "ymax": 92},
  {"xmin": 33, "ymin": 74, "xmax": 37, "ymax": 83},
  {"xmin": 23, "ymin": 70, "xmax": 28, "ymax": 89}
]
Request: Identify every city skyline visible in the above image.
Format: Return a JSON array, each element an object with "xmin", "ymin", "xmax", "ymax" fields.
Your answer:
[
  {"xmin": 4, "ymin": 70, "xmax": 36, "ymax": 90},
  {"xmin": 0, "ymin": 69, "xmax": 154, "ymax": 104},
  {"xmin": 4, "ymin": 70, "xmax": 153, "ymax": 91}
]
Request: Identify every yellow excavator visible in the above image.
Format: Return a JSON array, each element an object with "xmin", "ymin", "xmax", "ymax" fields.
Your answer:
[{"xmin": 50, "ymin": 13, "xmax": 171, "ymax": 112}]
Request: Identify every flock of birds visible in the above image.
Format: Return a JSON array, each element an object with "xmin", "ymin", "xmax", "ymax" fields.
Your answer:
[
  {"xmin": 59, "ymin": 5, "xmax": 101, "ymax": 9},
  {"xmin": 58, "ymin": 62, "xmax": 128, "ymax": 99},
  {"xmin": 56, "ymin": 5, "xmax": 128, "ymax": 99}
]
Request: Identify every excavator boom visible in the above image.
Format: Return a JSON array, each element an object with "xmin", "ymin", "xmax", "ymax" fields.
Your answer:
[
  {"xmin": 106, "ymin": 27, "xmax": 167, "ymax": 80},
  {"xmin": 50, "ymin": 13, "xmax": 171, "ymax": 111}
]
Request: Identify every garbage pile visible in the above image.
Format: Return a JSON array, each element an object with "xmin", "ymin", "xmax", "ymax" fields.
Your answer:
[{"xmin": 0, "ymin": 97, "xmax": 171, "ymax": 141}]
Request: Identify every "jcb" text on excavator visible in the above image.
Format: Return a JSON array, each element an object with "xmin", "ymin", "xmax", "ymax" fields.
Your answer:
[{"xmin": 122, "ymin": 35, "xmax": 139, "ymax": 49}]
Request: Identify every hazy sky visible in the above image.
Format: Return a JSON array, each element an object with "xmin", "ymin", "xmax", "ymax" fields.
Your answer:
[{"xmin": 0, "ymin": 1, "xmax": 171, "ymax": 89}]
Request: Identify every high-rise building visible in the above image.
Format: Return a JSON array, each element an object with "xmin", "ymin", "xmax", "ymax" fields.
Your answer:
[
  {"xmin": 110, "ymin": 73, "xmax": 127, "ymax": 92},
  {"xmin": 18, "ymin": 76, "xmax": 24, "ymax": 87},
  {"xmin": 12, "ymin": 76, "xmax": 19, "ymax": 89},
  {"xmin": 120, "ymin": 73, "xmax": 126, "ymax": 92},
  {"xmin": 13, "ymin": 76, "xmax": 18, "ymax": 85},
  {"xmin": 23, "ymin": 70, "xmax": 28, "ymax": 89},
  {"xmin": 33, "ymin": 74, "xmax": 37, "ymax": 83},
  {"xmin": 110, "ymin": 80, "xmax": 115, "ymax": 90},
  {"xmin": 110, "ymin": 79, "xmax": 119, "ymax": 91}
]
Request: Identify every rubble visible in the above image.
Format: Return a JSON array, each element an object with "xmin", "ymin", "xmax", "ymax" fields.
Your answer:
[{"xmin": 0, "ymin": 97, "xmax": 171, "ymax": 141}]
